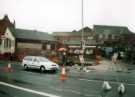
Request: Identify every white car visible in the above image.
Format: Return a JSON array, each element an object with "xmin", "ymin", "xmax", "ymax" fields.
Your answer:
[{"xmin": 22, "ymin": 56, "xmax": 59, "ymax": 72}]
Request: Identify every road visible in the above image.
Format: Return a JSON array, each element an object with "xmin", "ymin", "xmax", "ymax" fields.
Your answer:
[{"xmin": 0, "ymin": 60, "xmax": 135, "ymax": 97}]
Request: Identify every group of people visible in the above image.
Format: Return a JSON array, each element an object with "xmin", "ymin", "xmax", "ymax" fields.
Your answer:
[{"xmin": 60, "ymin": 51, "xmax": 74, "ymax": 66}]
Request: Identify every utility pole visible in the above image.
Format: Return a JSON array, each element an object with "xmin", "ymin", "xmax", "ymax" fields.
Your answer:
[
  {"xmin": 81, "ymin": 0, "xmax": 84, "ymax": 50},
  {"xmin": 80, "ymin": 0, "xmax": 85, "ymax": 70}
]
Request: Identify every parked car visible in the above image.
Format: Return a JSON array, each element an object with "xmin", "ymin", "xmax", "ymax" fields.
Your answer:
[{"xmin": 22, "ymin": 56, "xmax": 59, "ymax": 72}]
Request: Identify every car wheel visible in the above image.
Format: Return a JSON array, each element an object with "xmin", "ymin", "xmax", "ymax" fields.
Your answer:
[
  {"xmin": 40, "ymin": 66, "xmax": 45, "ymax": 72},
  {"xmin": 24, "ymin": 64, "xmax": 28, "ymax": 70}
]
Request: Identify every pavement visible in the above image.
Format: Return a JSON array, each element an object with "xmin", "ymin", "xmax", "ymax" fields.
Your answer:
[
  {"xmin": 70, "ymin": 58, "xmax": 135, "ymax": 73},
  {"xmin": 87, "ymin": 59, "xmax": 127, "ymax": 71}
]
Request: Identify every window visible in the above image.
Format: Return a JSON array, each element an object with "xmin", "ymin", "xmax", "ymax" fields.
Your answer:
[
  {"xmin": 99, "ymin": 34, "xmax": 103, "ymax": 39},
  {"xmin": 4, "ymin": 38, "xmax": 11, "ymax": 48},
  {"xmin": 108, "ymin": 34, "xmax": 112, "ymax": 39},
  {"xmin": 33, "ymin": 58, "xmax": 38, "ymax": 62}
]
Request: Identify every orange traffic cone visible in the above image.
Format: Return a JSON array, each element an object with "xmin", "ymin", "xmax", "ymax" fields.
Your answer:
[{"xmin": 60, "ymin": 66, "xmax": 67, "ymax": 81}]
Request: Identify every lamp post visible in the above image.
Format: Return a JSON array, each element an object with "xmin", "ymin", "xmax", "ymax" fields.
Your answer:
[
  {"xmin": 80, "ymin": 0, "xmax": 85, "ymax": 70},
  {"xmin": 81, "ymin": 0, "xmax": 84, "ymax": 50}
]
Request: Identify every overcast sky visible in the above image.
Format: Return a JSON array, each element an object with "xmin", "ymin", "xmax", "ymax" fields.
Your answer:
[{"xmin": 0, "ymin": 0, "xmax": 135, "ymax": 33}]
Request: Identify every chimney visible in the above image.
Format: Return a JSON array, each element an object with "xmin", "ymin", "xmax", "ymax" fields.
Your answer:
[{"xmin": 3, "ymin": 14, "xmax": 9, "ymax": 21}]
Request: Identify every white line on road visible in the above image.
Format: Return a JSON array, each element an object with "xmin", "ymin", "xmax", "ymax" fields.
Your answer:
[
  {"xmin": 79, "ymin": 78, "xmax": 135, "ymax": 86},
  {"xmin": 0, "ymin": 81, "xmax": 61, "ymax": 97}
]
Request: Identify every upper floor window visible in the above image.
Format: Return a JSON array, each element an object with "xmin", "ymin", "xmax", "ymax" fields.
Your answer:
[
  {"xmin": 105, "ymin": 34, "xmax": 108, "ymax": 39},
  {"xmin": 99, "ymin": 34, "xmax": 103, "ymax": 39},
  {"xmin": 4, "ymin": 38, "xmax": 11, "ymax": 48},
  {"xmin": 108, "ymin": 34, "xmax": 112, "ymax": 39}
]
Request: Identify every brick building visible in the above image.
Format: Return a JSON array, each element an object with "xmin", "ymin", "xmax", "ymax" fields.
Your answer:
[{"xmin": 53, "ymin": 27, "xmax": 97, "ymax": 55}]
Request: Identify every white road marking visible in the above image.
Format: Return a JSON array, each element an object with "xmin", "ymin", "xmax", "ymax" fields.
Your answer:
[
  {"xmin": 0, "ymin": 81, "xmax": 61, "ymax": 97},
  {"xmin": 79, "ymin": 78, "xmax": 135, "ymax": 86}
]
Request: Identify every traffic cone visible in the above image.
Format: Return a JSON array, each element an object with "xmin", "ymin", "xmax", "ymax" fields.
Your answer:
[
  {"xmin": 102, "ymin": 81, "xmax": 112, "ymax": 91},
  {"xmin": 60, "ymin": 66, "xmax": 67, "ymax": 81},
  {"xmin": 118, "ymin": 83, "xmax": 125, "ymax": 95}
]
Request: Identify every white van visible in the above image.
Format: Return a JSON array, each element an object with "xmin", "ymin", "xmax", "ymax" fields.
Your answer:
[{"xmin": 22, "ymin": 56, "xmax": 59, "ymax": 72}]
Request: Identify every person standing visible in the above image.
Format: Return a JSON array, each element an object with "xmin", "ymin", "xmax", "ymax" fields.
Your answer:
[
  {"xmin": 112, "ymin": 52, "xmax": 118, "ymax": 64},
  {"xmin": 62, "ymin": 52, "xmax": 67, "ymax": 66}
]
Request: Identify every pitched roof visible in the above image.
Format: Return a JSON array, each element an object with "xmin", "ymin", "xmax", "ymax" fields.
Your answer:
[
  {"xmin": 15, "ymin": 28, "xmax": 56, "ymax": 41},
  {"xmin": 53, "ymin": 31, "xmax": 72, "ymax": 36},
  {"xmin": 78, "ymin": 26, "xmax": 92, "ymax": 32},
  {"xmin": 0, "ymin": 15, "xmax": 15, "ymax": 36},
  {"xmin": 53, "ymin": 26, "xmax": 93, "ymax": 36},
  {"xmin": 93, "ymin": 25, "xmax": 133, "ymax": 35}
]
